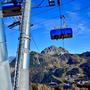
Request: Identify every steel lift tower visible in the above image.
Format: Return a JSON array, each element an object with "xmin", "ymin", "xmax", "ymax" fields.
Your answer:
[
  {"xmin": 0, "ymin": 1, "xmax": 12, "ymax": 90},
  {"xmin": 13, "ymin": 0, "xmax": 31, "ymax": 90}
]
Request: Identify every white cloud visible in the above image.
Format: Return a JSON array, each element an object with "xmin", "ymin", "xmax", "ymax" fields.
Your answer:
[
  {"xmin": 66, "ymin": 11, "xmax": 77, "ymax": 17},
  {"xmin": 73, "ymin": 23, "xmax": 90, "ymax": 36},
  {"xmin": 66, "ymin": 10, "xmax": 90, "ymax": 36},
  {"xmin": 77, "ymin": 23, "xmax": 85, "ymax": 34},
  {"xmin": 87, "ymin": 11, "xmax": 90, "ymax": 17}
]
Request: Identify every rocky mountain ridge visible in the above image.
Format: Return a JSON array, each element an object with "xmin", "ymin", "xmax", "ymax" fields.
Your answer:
[
  {"xmin": 41, "ymin": 45, "xmax": 69, "ymax": 55},
  {"xmin": 9, "ymin": 45, "xmax": 90, "ymax": 84}
]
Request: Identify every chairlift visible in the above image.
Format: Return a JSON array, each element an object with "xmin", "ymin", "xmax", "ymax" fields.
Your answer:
[
  {"xmin": 48, "ymin": 0, "xmax": 55, "ymax": 6},
  {"xmin": 2, "ymin": 3, "xmax": 21, "ymax": 17},
  {"xmin": 63, "ymin": 84, "xmax": 72, "ymax": 89},
  {"xmin": 50, "ymin": 28, "xmax": 73, "ymax": 40}
]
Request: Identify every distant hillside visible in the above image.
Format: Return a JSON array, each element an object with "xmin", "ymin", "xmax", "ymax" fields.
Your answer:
[
  {"xmin": 9, "ymin": 45, "xmax": 90, "ymax": 84},
  {"xmin": 79, "ymin": 51, "xmax": 90, "ymax": 60}
]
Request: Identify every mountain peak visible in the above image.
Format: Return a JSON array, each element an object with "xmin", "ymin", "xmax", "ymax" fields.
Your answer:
[
  {"xmin": 41, "ymin": 45, "xmax": 69, "ymax": 55},
  {"xmin": 79, "ymin": 51, "xmax": 90, "ymax": 59}
]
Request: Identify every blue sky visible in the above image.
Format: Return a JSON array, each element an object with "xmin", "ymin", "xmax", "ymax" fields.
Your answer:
[{"xmin": 3, "ymin": 0, "xmax": 90, "ymax": 56}]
